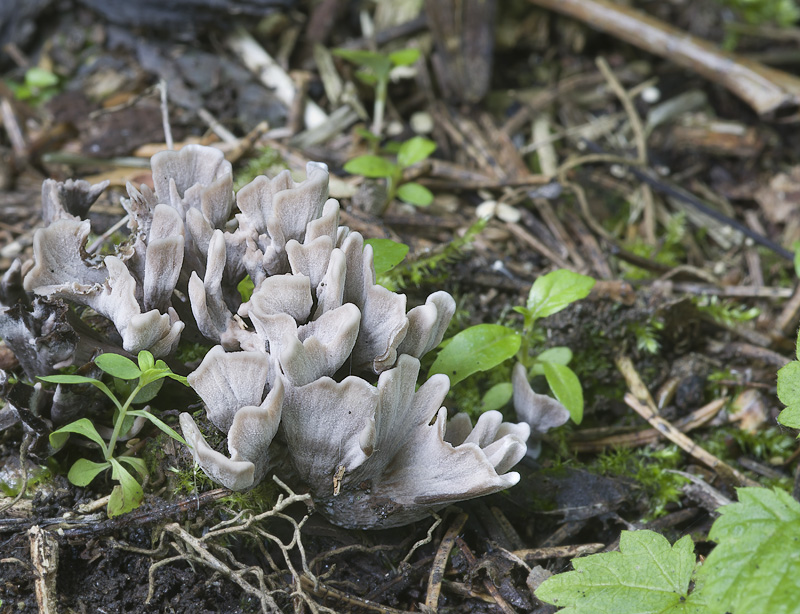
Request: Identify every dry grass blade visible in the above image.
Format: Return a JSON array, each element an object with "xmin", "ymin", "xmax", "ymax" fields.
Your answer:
[{"xmin": 424, "ymin": 511, "xmax": 468, "ymax": 611}]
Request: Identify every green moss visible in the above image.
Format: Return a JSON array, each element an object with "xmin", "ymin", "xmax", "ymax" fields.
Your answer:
[
  {"xmin": 233, "ymin": 147, "xmax": 288, "ymax": 191},
  {"xmin": 592, "ymin": 445, "xmax": 687, "ymax": 519}
]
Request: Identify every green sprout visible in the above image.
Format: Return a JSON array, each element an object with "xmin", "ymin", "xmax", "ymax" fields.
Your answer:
[
  {"xmin": 39, "ymin": 351, "xmax": 188, "ymax": 517},
  {"xmin": 344, "ymin": 135, "xmax": 437, "ymax": 212},
  {"xmin": 429, "ymin": 269, "xmax": 596, "ymax": 424},
  {"xmin": 333, "ymin": 47, "xmax": 420, "ymax": 137}
]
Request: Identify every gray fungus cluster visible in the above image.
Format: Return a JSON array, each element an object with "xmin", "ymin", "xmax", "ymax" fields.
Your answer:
[{"xmin": 13, "ymin": 145, "xmax": 569, "ymax": 528}]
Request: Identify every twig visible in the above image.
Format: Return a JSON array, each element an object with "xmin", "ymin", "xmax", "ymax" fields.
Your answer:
[
  {"xmin": 581, "ymin": 139, "xmax": 795, "ymax": 261},
  {"xmin": 615, "ymin": 355, "xmax": 759, "ymax": 487},
  {"xmin": 197, "ymin": 107, "xmax": 237, "ymax": 144},
  {"xmin": 513, "ymin": 543, "xmax": 605, "ymax": 561},
  {"xmin": 86, "ymin": 215, "xmax": 130, "ymax": 254},
  {"xmin": 158, "ymin": 79, "xmax": 173, "ymax": 151},
  {"xmin": 29, "ymin": 526, "xmax": 59, "ymax": 614},
  {"xmin": 596, "ymin": 56, "xmax": 655, "ymax": 242},
  {"xmin": 226, "ymin": 27, "xmax": 328, "ymax": 130},
  {"xmin": 527, "ymin": 0, "xmax": 800, "ymax": 115},
  {"xmin": 1, "ymin": 98, "xmax": 26, "ymax": 157},
  {"xmin": 401, "ymin": 513, "xmax": 442, "ymax": 567},
  {"xmin": 454, "ymin": 537, "xmax": 516, "ymax": 614},
  {"xmin": 425, "ymin": 511, "xmax": 468, "ymax": 611}
]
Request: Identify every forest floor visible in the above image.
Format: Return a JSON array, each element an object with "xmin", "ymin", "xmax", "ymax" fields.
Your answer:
[{"xmin": 2, "ymin": 0, "xmax": 800, "ymax": 612}]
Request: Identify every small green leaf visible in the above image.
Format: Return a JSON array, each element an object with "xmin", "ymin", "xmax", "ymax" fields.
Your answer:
[
  {"xmin": 526, "ymin": 269, "xmax": 596, "ymax": 320},
  {"xmin": 354, "ymin": 126, "xmax": 380, "ymax": 144},
  {"xmin": 389, "ymin": 48, "xmax": 421, "ymax": 66},
  {"xmin": 344, "ymin": 155, "xmax": 397, "ymax": 178},
  {"xmin": 365, "ymin": 238, "xmax": 409, "ymax": 275},
  {"xmin": 117, "ymin": 456, "xmax": 148, "ymax": 480},
  {"xmin": 137, "ymin": 351, "xmax": 155, "ymax": 372},
  {"xmin": 131, "ymin": 378, "xmax": 164, "ymax": 404},
  {"xmin": 50, "ymin": 418, "xmax": 108, "ymax": 454},
  {"xmin": 396, "ymin": 182, "xmax": 433, "ymax": 206},
  {"xmin": 542, "ymin": 361, "xmax": 583, "ymax": 424},
  {"xmin": 333, "ymin": 49, "xmax": 392, "ymax": 76},
  {"xmin": 397, "ymin": 136, "xmax": 437, "ymax": 168},
  {"xmin": 429, "ymin": 324, "xmax": 521, "ymax": 386},
  {"xmin": 237, "ymin": 274, "xmax": 255, "ymax": 302},
  {"xmin": 107, "ymin": 459, "xmax": 144, "ymax": 517},
  {"xmin": 480, "ymin": 382, "xmax": 514, "ymax": 411},
  {"xmin": 25, "ymin": 67, "xmax": 58, "ymax": 89},
  {"xmin": 536, "ymin": 346, "xmax": 573, "ymax": 366},
  {"xmin": 128, "ymin": 409, "xmax": 186, "ymax": 445},
  {"xmin": 38, "ymin": 374, "xmax": 101, "ymax": 385},
  {"xmin": 67, "ymin": 458, "xmax": 111, "ymax": 487},
  {"xmin": 95, "ymin": 353, "xmax": 141, "ymax": 380},
  {"xmin": 536, "ymin": 530, "xmax": 703, "ymax": 614}
]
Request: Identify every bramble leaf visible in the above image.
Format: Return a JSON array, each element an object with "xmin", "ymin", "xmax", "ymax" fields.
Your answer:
[
  {"xmin": 429, "ymin": 324, "xmax": 520, "ymax": 386},
  {"xmin": 95, "ymin": 353, "xmax": 141, "ymax": 380},
  {"xmin": 526, "ymin": 269, "xmax": 596, "ymax": 320},
  {"xmin": 696, "ymin": 487, "xmax": 800, "ymax": 614},
  {"xmin": 365, "ymin": 238, "xmax": 409, "ymax": 275},
  {"xmin": 777, "ymin": 360, "xmax": 800, "ymax": 430},
  {"xmin": 536, "ymin": 530, "xmax": 704, "ymax": 614},
  {"xmin": 542, "ymin": 361, "xmax": 583, "ymax": 424},
  {"xmin": 67, "ymin": 458, "xmax": 110, "ymax": 486}
]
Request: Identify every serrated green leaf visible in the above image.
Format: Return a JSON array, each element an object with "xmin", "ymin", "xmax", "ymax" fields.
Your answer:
[
  {"xmin": 777, "ymin": 404, "xmax": 800, "ymax": 430},
  {"xmin": 527, "ymin": 269, "xmax": 596, "ymax": 320},
  {"xmin": 128, "ymin": 409, "xmax": 186, "ymax": 445},
  {"xmin": 365, "ymin": 238, "xmax": 409, "ymax": 275},
  {"xmin": 429, "ymin": 324, "xmax": 520, "ymax": 386},
  {"xmin": 480, "ymin": 382, "xmax": 514, "ymax": 411},
  {"xmin": 67, "ymin": 458, "xmax": 110, "ymax": 487},
  {"xmin": 536, "ymin": 531, "xmax": 704, "ymax": 614},
  {"xmin": 107, "ymin": 458, "xmax": 144, "ymax": 517},
  {"xmin": 697, "ymin": 487, "xmax": 800, "ymax": 614},
  {"xmin": 389, "ymin": 48, "xmax": 420, "ymax": 66},
  {"xmin": 396, "ymin": 182, "xmax": 433, "ymax": 206},
  {"xmin": 542, "ymin": 362, "xmax": 583, "ymax": 424},
  {"xmin": 50, "ymin": 418, "xmax": 108, "ymax": 454},
  {"xmin": 778, "ymin": 361, "xmax": 800, "ymax": 407},
  {"xmin": 95, "ymin": 353, "xmax": 141, "ymax": 380},
  {"xmin": 397, "ymin": 136, "xmax": 437, "ymax": 168},
  {"xmin": 344, "ymin": 155, "xmax": 397, "ymax": 178}
]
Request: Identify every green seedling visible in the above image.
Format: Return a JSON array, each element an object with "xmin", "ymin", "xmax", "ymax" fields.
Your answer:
[
  {"xmin": 429, "ymin": 269, "xmax": 596, "ymax": 424},
  {"xmin": 39, "ymin": 351, "xmax": 188, "ymax": 517},
  {"xmin": 5, "ymin": 67, "xmax": 60, "ymax": 105},
  {"xmin": 333, "ymin": 47, "xmax": 420, "ymax": 137},
  {"xmin": 344, "ymin": 136, "xmax": 437, "ymax": 212}
]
